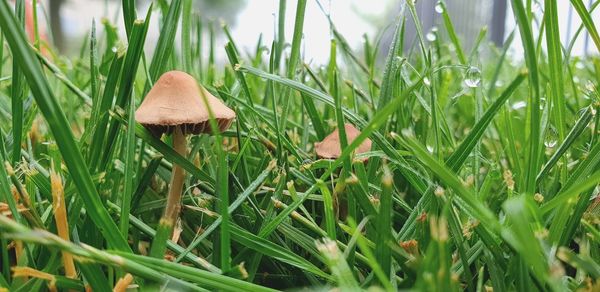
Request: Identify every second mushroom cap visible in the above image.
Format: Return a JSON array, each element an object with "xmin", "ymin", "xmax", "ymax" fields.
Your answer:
[{"xmin": 314, "ymin": 123, "xmax": 372, "ymax": 160}]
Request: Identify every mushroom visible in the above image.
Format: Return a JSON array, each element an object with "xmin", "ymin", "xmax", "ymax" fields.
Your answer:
[
  {"xmin": 314, "ymin": 123, "xmax": 372, "ymax": 161},
  {"xmin": 135, "ymin": 70, "xmax": 235, "ymax": 257},
  {"xmin": 314, "ymin": 123, "xmax": 372, "ymax": 220}
]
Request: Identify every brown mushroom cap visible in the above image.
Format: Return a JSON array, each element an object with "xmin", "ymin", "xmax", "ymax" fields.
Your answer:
[
  {"xmin": 314, "ymin": 123, "xmax": 372, "ymax": 160},
  {"xmin": 135, "ymin": 71, "xmax": 236, "ymax": 136}
]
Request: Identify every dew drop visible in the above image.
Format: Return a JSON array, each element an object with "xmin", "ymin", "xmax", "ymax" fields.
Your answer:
[
  {"xmin": 539, "ymin": 97, "xmax": 546, "ymax": 110},
  {"xmin": 426, "ymin": 145, "xmax": 434, "ymax": 153},
  {"xmin": 426, "ymin": 27, "xmax": 438, "ymax": 42},
  {"xmin": 423, "ymin": 77, "xmax": 431, "ymax": 86},
  {"xmin": 435, "ymin": 1, "xmax": 444, "ymax": 13},
  {"xmin": 464, "ymin": 66, "xmax": 481, "ymax": 88},
  {"xmin": 544, "ymin": 126, "xmax": 558, "ymax": 148},
  {"xmin": 511, "ymin": 101, "xmax": 527, "ymax": 110},
  {"xmin": 426, "ymin": 32, "xmax": 437, "ymax": 42}
]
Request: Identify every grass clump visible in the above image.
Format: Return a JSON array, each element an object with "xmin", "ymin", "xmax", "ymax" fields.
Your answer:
[{"xmin": 1, "ymin": 0, "xmax": 600, "ymax": 291}]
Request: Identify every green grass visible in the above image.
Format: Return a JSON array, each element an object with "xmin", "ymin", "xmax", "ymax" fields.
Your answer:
[{"xmin": 0, "ymin": 0, "xmax": 600, "ymax": 291}]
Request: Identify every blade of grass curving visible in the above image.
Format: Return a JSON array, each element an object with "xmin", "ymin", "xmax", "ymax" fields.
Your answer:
[
  {"xmin": 0, "ymin": 0, "xmax": 130, "ymax": 252},
  {"xmin": 512, "ymin": 0, "xmax": 541, "ymax": 195}
]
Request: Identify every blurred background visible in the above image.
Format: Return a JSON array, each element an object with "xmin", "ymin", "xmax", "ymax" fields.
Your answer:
[{"xmin": 17, "ymin": 0, "xmax": 600, "ymax": 64}]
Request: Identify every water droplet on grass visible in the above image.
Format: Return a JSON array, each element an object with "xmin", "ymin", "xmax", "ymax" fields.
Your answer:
[
  {"xmin": 426, "ymin": 27, "xmax": 438, "ymax": 42},
  {"xmin": 539, "ymin": 98, "xmax": 546, "ymax": 110},
  {"xmin": 545, "ymin": 126, "xmax": 558, "ymax": 148},
  {"xmin": 435, "ymin": 1, "xmax": 445, "ymax": 13},
  {"xmin": 426, "ymin": 32, "xmax": 437, "ymax": 42},
  {"xmin": 512, "ymin": 101, "xmax": 527, "ymax": 110},
  {"xmin": 423, "ymin": 77, "xmax": 431, "ymax": 86},
  {"xmin": 464, "ymin": 66, "xmax": 481, "ymax": 88}
]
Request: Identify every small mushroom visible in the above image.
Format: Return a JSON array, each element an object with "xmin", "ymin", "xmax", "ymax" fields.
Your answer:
[
  {"xmin": 135, "ymin": 70, "xmax": 235, "ymax": 257},
  {"xmin": 314, "ymin": 123, "xmax": 372, "ymax": 220},
  {"xmin": 314, "ymin": 123, "xmax": 372, "ymax": 161}
]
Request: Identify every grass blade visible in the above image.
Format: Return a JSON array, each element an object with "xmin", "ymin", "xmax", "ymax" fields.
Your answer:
[{"xmin": 511, "ymin": 0, "xmax": 541, "ymax": 195}]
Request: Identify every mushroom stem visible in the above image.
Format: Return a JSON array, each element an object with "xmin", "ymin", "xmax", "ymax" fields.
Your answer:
[
  {"xmin": 165, "ymin": 126, "xmax": 187, "ymax": 222},
  {"xmin": 150, "ymin": 126, "xmax": 187, "ymax": 258}
]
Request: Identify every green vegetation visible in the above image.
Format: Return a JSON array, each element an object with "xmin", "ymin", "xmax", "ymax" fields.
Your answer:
[{"xmin": 0, "ymin": 0, "xmax": 599, "ymax": 290}]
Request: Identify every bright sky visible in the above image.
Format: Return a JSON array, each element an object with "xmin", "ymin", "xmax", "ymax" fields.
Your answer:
[
  {"xmin": 230, "ymin": 0, "xmax": 392, "ymax": 63},
  {"xmin": 53, "ymin": 0, "xmax": 600, "ymax": 63}
]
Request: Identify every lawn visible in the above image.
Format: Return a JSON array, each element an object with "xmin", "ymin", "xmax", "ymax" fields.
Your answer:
[{"xmin": 0, "ymin": 0, "xmax": 600, "ymax": 291}]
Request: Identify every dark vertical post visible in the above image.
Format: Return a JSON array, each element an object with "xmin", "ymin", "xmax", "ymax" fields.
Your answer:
[
  {"xmin": 490, "ymin": 0, "xmax": 507, "ymax": 46},
  {"xmin": 49, "ymin": 0, "xmax": 64, "ymax": 51}
]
